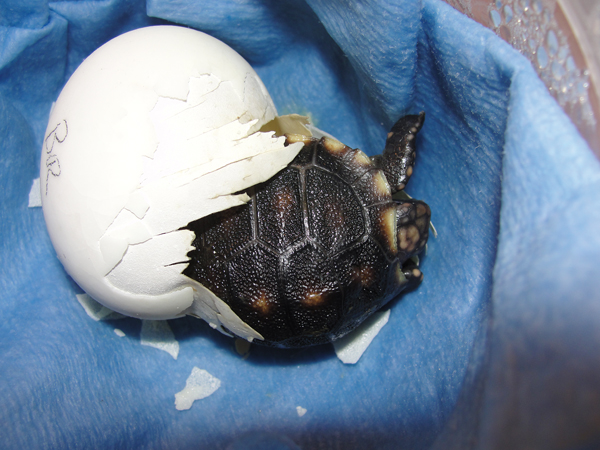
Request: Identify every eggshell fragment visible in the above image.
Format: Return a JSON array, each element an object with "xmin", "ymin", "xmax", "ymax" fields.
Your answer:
[
  {"xmin": 174, "ymin": 367, "xmax": 221, "ymax": 411},
  {"xmin": 140, "ymin": 320, "xmax": 180, "ymax": 360},
  {"xmin": 41, "ymin": 26, "xmax": 305, "ymax": 340},
  {"xmin": 75, "ymin": 293, "xmax": 126, "ymax": 322},
  {"xmin": 28, "ymin": 178, "xmax": 41, "ymax": 207},
  {"xmin": 333, "ymin": 310, "xmax": 391, "ymax": 364}
]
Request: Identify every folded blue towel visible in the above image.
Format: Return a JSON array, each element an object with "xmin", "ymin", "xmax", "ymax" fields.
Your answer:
[{"xmin": 1, "ymin": 1, "xmax": 598, "ymax": 449}]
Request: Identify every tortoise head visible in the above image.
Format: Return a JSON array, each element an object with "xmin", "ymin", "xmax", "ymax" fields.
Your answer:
[{"xmin": 395, "ymin": 198, "xmax": 430, "ymax": 262}]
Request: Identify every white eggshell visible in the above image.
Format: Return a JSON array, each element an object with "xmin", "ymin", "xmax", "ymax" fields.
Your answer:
[
  {"xmin": 41, "ymin": 26, "xmax": 304, "ymax": 339},
  {"xmin": 333, "ymin": 310, "xmax": 391, "ymax": 364}
]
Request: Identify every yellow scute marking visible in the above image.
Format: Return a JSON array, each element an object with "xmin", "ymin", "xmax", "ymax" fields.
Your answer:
[
  {"xmin": 286, "ymin": 134, "xmax": 314, "ymax": 145},
  {"xmin": 250, "ymin": 291, "xmax": 273, "ymax": 315},
  {"xmin": 373, "ymin": 171, "xmax": 391, "ymax": 196},
  {"xmin": 353, "ymin": 150, "xmax": 372, "ymax": 167},
  {"xmin": 322, "ymin": 137, "xmax": 346, "ymax": 154},
  {"xmin": 301, "ymin": 290, "xmax": 327, "ymax": 307},
  {"xmin": 380, "ymin": 206, "xmax": 397, "ymax": 254}
]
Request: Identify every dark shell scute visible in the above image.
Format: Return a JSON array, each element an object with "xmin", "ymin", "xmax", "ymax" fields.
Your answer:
[
  {"xmin": 227, "ymin": 243, "xmax": 290, "ymax": 338},
  {"xmin": 183, "ymin": 245, "xmax": 230, "ymax": 302},
  {"xmin": 193, "ymin": 204, "xmax": 253, "ymax": 261},
  {"xmin": 305, "ymin": 167, "xmax": 365, "ymax": 253},
  {"xmin": 314, "ymin": 142, "xmax": 364, "ymax": 182},
  {"xmin": 255, "ymin": 167, "xmax": 304, "ymax": 252},
  {"xmin": 282, "ymin": 243, "xmax": 342, "ymax": 338},
  {"xmin": 289, "ymin": 140, "xmax": 315, "ymax": 166},
  {"xmin": 333, "ymin": 238, "xmax": 393, "ymax": 323}
]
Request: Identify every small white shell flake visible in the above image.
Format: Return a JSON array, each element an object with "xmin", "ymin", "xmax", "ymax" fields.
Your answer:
[
  {"xmin": 140, "ymin": 320, "xmax": 179, "ymax": 360},
  {"xmin": 174, "ymin": 367, "xmax": 221, "ymax": 411},
  {"xmin": 333, "ymin": 310, "xmax": 391, "ymax": 364}
]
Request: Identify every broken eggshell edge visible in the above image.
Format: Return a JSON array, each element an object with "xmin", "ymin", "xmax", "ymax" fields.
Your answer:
[{"xmin": 40, "ymin": 25, "xmax": 309, "ymax": 342}]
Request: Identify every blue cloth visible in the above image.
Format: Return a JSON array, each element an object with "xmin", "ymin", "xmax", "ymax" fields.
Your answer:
[{"xmin": 1, "ymin": 1, "xmax": 599, "ymax": 449}]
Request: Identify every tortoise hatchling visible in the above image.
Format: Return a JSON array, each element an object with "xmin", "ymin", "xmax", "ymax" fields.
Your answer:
[{"xmin": 184, "ymin": 113, "xmax": 431, "ymax": 348}]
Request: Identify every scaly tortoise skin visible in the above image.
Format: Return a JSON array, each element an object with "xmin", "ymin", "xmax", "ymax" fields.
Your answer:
[{"xmin": 184, "ymin": 113, "xmax": 430, "ymax": 348}]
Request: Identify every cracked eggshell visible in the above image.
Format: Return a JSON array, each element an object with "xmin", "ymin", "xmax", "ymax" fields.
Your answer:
[{"xmin": 41, "ymin": 26, "xmax": 304, "ymax": 335}]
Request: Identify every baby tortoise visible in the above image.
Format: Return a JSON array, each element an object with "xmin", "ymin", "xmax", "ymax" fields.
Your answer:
[{"xmin": 184, "ymin": 113, "xmax": 430, "ymax": 348}]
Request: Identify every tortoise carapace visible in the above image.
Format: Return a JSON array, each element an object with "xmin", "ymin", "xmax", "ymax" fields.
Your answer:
[{"xmin": 184, "ymin": 113, "xmax": 430, "ymax": 348}]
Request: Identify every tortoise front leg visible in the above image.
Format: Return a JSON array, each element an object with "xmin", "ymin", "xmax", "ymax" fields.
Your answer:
[{"xmin": 373, "ymin": 112, "xmax": 425, "ymax": 194}]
